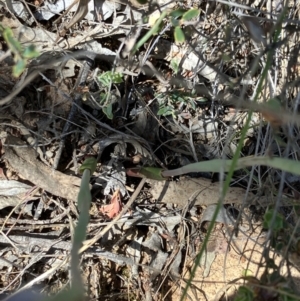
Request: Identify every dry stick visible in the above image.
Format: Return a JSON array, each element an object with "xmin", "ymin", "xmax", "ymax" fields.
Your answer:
[
  {"xmin": 63, "ymin": 0, "xmax": 88, "ymax": 31},
  {"xmin": 55, "ymin": 0, "xmax": 89, "ymax": 43},
  {"xmin": 79, "ymin": 178, "xmax": 146, "ymax": 253},
  {"xmin": 53, "ymin": 0, "xmax": 80, "ymax": 26}
]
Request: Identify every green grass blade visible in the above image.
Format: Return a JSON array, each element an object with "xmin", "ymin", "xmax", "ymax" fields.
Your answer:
[
  {"xmin": 161, "ymin": 156, "xmax": 300, "ymax": 178},
  {"xmin": 133, "ymin": 10, "xmax": 168, "ymax": 53}
]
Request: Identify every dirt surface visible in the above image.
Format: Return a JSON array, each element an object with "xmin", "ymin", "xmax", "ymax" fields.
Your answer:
[{"xmin": 171, "ymin": 231, "xmax": 300, "ymax": 301}]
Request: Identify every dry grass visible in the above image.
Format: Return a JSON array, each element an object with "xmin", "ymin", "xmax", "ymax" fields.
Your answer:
[{"xmin": 1, "ymin": 0, "xmax": 300, "ymax": 300}]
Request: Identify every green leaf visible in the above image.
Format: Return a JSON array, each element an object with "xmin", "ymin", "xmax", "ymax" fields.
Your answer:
[
  {"xmin": 189, "ymin": 99, "xmax": 196, "ymax": 110},
  {"xmin": 170, "ymin": 59, "xmax": 179, "ymax": 74},
  {"xmin": 176, "ymin": 95, "xmax": 185, "ymax": 103},
  {"xmin": 157, "ymin": 106, "xmax": 173, "ymax": 116},
  {"xmin": 102, "ymin": 103, "xmax": 113, "ymax": 119},
  {"xmin": 23, "ymin": 45, "xmax": 39, "ymax": 59},
  {"xmin": 128, "ymin": 167, "xmax": 166, "ymax": 180},
  {"xmin": 169, "ymin": 8, "xmax": 186, "ymax": 19},
  {"xmin": 2, "ymin": 26, "xmax": 23, "ymax": 55},
  {"xmin": 98, "ymin": 71, "xmax": 123, "ymax": 87},
  {"xmin": 242, "ymin": 269, "xmax": 253, "ymax": 277},
  {"xmin": 161, "ymin": 156, "xmax": 300, "ymax": 178},
  {"xmin": 234, "ymin": 286, "xmax": 254, "ymax": 301},
  {"xmin": 196, "ymin": 97, "xmax": 208, "ymax": 103},
  {"xmin": 170, "ymin": 17, "xmax": 180, "ymax": 27},
  {"xmin": 99, "ymin": 92, "xmax": 107, "ymax": 104},
  {"xmin": 126, "ymin": 167, "xmax": 166, "ymax": 180},
  {"xmin": 140, "ymin": 167, "xmax": 166, "ymax": 180},
  {"xmin": 263, "ymin": 209, "xmax": 284, "ymax": 231},
  {"xmin": 155, "ymin": 92, "xmax": 164, "ymax": 100},
  {"xmin": 13, "ymin": 59, "xmax": 26, "ymax": 77},
  {"xmin": 79, "ymin": 157, "xmax": 97, "ymax": 174},
  {"xmin": 0, "ymin": 25, "xmax": 39, "ymax": 77},
  {"xmin": 174, "ymin": 26, "xmax": 185, "ymax": 43},
  {"xmin": 136, "ymin": 0, "xmax": 148, "ymax": 4},
  {"xmin": 98, "ymin": 75, "xmax": 109, "ymax": 87},
  {"xmin": 182, "ymin": 9, "xmax": 200, "ymax": 21},
  {"xmin": 111, "ymin": 72, "xmax": 123, "ymax": 84}
]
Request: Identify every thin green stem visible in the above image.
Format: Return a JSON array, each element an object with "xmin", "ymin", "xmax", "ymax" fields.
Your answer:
[
  {"xmin": 70, "ymin": 169, "xmax": 92, "ymax": 293},
  {"xmin": 133, "ymin": 10, "xmax": 169, "ymax": 53}
]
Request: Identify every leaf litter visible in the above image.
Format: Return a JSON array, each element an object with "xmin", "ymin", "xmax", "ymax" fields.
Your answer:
[{"xmin": 1, "ymin": 0, "xmax": 300, "ymax": 300}]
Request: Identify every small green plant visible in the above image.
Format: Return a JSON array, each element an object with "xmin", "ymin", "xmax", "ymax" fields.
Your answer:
[
  {"xmin": 263, "ymin": 208, "xmax": 292, "ymax": 253},
  {"xmin": 156, "ymin": 90, "xmax": 207, "ymax": 117},
  {"xmin": 127, "ymin": 155, "xmax": 300, "ymax": 180},
  {"xmin": 263, "ymin": 209, "xmax": 284, "ymax": 232},
  {"xmin": 133, "ymin": 8, "xmax": 200, "ymax": 53},
  {"xmin": 97, "ymin": 71, "xmax": 123, "ymax": 119},
  {"xmin": 169, "ymin": 58, "xmax": 180, "ymax": 74},
  {"xmin": 41, "ymin": 157, "xmax": 97, "ymax": 301},
  {"xmin": 97, "ymin": 71, "xmax": 123, "ymax": 87},
  {"xmin": 234, "ymin": 285, "xmax": 255, "ymax": 301},
  {"xmin": 169, "ymin": 8, "xmax": 200, "ymax": 43},
  {"xmin": 0, "ymin": 24, "xmax": 39, "ymax": 77}
]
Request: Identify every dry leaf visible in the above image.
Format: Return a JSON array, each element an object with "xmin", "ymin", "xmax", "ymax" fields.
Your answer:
[{"xmin": 99, "ymin": 189, "xmax": 122, "ymax": 218}]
